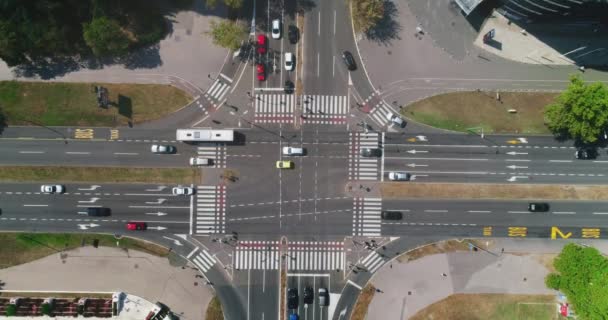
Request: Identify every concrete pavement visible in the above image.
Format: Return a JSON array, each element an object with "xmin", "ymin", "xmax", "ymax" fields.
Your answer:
[
  {"xmin": 365, "ymin": 238, "xmax": 608, "ymax": 319},
  {"xmin": 0, "ymin": 246, "xmax": 214, "ymax": 320}
]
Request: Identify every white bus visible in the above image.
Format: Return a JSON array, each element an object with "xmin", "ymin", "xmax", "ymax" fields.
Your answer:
[{"xmin": 176, "ymin": 129, "xmax": 234, "ymax": 142}]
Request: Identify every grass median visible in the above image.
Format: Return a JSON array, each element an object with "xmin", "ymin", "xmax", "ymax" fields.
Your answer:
[
  {"xmin": 0, "ymin": 233, "xmax": 170, "ymax": 269},
  {"xmin": 0, "ymin": 166, "xmax": 200, "ymax": 184},
  {"xmin": 0, "ymin": 81, "xmax": 191, "ymax": 127},
  {"xmin": 351, "ymin": 284, "xmax": 376, "ymax": 320},
  {"xmin": 205, "ymin": 296, "xmax": 224, "ymax": 320},
  {"xmin": 402, "ymin": 91, "xmax": 557, "ymax": 134},
  {"xmin": 382, "ymin": 182, "xmax": 608, "ymax": 201}
]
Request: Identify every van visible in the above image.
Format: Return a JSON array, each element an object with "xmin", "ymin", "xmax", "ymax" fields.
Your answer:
[{"xmin": 87, "ymin": 207, "xmax": 111, "ymax": 217}]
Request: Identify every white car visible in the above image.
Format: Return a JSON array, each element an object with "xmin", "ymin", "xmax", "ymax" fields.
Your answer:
[
  {"xmin": 271, "ymin": 19, "xmax": 281, "ymax": 39},
  {"xmin": 284, "ymin": 52, "xmax": 294, "ymax": 71},
  {"xmin": 189, "ymin": 157, "xmax": 211, "ymax": 166},
  {"xmin": 151, "ymin": 144, "xmax": 176, "ymax": 154},
  {"xmin": 388, "ymin": 172, "xmax": 410, "ymax": 181},
  {"xmin": 386, "ymin": 112, "xmax": 406, "ymax": 128},
  {"xmin": 41, "ymin": 185, "xmax": 65, "ymax": 194},
  {"xmin": 173, "ymin": 187, "xmax": 194, "ymax": 196},
  {"xmin": 282, "ymin": 147, "xmax": 305, "ymax": 156}
]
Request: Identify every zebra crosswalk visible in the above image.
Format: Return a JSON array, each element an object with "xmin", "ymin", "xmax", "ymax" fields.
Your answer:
[
  {"xmin": 286, "ymin": 241, "xmax": 345, "ymax": 271},
  {"xmin": 195, "ymin": 186, "xmax": 226, "ymax": 234},
  {"xmin": 348, "ymin": 132, "xmax": 380, "ymax": 181},
  {"xmin": 352, "ymin": 197, "xmax": 382, "ymax": 236},
  {"xmin": 192, "ymin": 249, "xmax": 217, "ymax": 273},
  {"xmin": 234, "ymin": 241, "xmax": 280, "ymax": 270},
  {"xmin": 358, "ymin": 251, "xmax": 386, "ymax": 274},
  {"xmin": 301, "ymin": 95, "xmax": 348, "ymax": 125},
  {"xmin": 197, "ymin": 144, "xmax": 226, "ymax": 168},
  {"xmin": 254, "ymin": 94, "xmax": 296, "ymax": 124},
  {"xmin": 368, "ymin": 101, "xmax": 394, "ymax": 128},
  {"xmin": 204, "ymin": 78, "xmax": 231, "ymax": 103}
]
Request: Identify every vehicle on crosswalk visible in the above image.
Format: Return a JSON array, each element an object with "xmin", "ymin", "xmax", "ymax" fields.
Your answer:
[
  {"xmin": 381, "ymin": 211, "xmax": 403, "ymax": 220},
  {"xmin": 528, "ymin": 202, "xmax": 549, "ymax": 212},
  {"xmin": 282, "ymin": 147, "xmax": 305, "ymax": 156},
  {"xmin": 176, "ymin": 129, "xmax": 234, "ymax": 142},
  {"xmin": 272, "ymin": 19, "xmax": 281, "ymax": 39},
  {"xmin": 386, "ymin": 112, "xmax": 406, "ymax": 128},
  {"xmin": 287, "ymin": 288, "xmax": 298, "ymax": 309},
  {"xmin": 151, "ymin": 144, "xmax": 176, "ymax": 154},
  {"xmin": 318, "ymin": 288, "xmax": 329, "ymax": 306},
  {"xmin": 173, "ymin": 186, "xmax": 195, "ymax": 196},
  {"xmin": 41, "ymin": 184, "xmax": 65, "ymax": 194},
  {"xmin": 189, "ymin": 157, "xmax": 212, "ymax": 166},
  {"xmin": 388, "ymin": 172, "xmax": 410, "ymax": 181},
  {"xmin": 284, "ymin": 52, "xmax": 295, "ymax": 71},
  {"xmin": 126, "ymin": 221, "xmax": 147, "ymax": 231},
  {"xmin": 303, "ymin": 287, "xmax": 314, "ymax": 304},
  {"xmin": 361, "ymin": 148, "xmax": 382, "ymax": 157},
  {"xmin": 276, "ymin": 160, "xmax": 294, "ymax": 169},
  {"xmin": 257, "ymin": 63, "xmax": 266, "ymax": 81}
]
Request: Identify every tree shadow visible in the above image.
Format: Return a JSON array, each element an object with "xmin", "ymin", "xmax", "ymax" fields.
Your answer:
[
  {"xmin": 122, "ymin": 44, "xmax": 163, "ymax": 70},
  {"xmin": 0, "ymin": 108, "xmax": 7, "ymax": 135},
  {"xmin": 364, "ymin": 0, "xmax": 402, "ymax": 46}
]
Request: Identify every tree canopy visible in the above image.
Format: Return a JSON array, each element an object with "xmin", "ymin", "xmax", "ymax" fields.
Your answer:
[
  {"xmin": 83, "ymin": 17, "xmax": 130, "ymax": 57},
  {"xmin": 545, "ymin": 243, "xmax": 608, "ymax": 319},
  {"xmin": 208, "ymin": 20, "xmax": 247, "ymax": 51},
  {"xmin": 545, "ymin": 75, "xmax": 608, "ymax": 144},
  {"xmin": 351, "ymin": 0, "xmax": 385, "ymax": 33}
]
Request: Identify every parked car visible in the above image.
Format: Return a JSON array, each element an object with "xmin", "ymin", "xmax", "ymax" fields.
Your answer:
[
  {"xmin": 342, "ymin": 51, "xmax": 357, "ymax": 70},
  {"xmin": 381, "ymin": 211, "xmax": 403, "ymax": 220},
  {"xmin": 282, "ymin": 147, "xmax": 305, "ymax": 156},
  {"xmin": 276, "ymin": 160, "xmax": 294, "ymax": 169},
  {"xmin": 41, "ymin": 184, "xmax": 65, "ymax": 194},
  {"xmin": 388, "ymin": 172, "xmax": 410, "ymax": 181},
  {"xmin": 87, "ymin": 207, "xmax": 111, "ymax": 217},
  {"xmin": 189, "ymin": 157, "xmax": 212, "ymax": 166},
  {"xmin": 288, "ymin": 25, "xmax": 299, "ymax": 44},
  {"xmin": 257, "ymin": 63, "xmax": 266, "ymax": 81},
  {"xmin": 173, "ymin": 186, "xmax": 195, "ymax": 196},
  {"xmin": 386, "ymin": 112, "xmax": 406, "ymax": 128},
  {"xmin": 151, "ymin": 144, "xmax": 176, "ymax": 154},
  {"xmin": 318, "ymin": 288, "xmax": 329, "ymax": 307},
  {"xmin": 284, "ymin": 52, "xmax": 295, "ymax": 71},
  {"xmin": 575, "ymin": 148, "xmax": 597, "ymax": 159},
  {"xmin": 289, "ymin": 314, "xmax": 299, "ymax": 320},
  {"xmin": 287, "ymin": 288, "xmax": 299, "ymax": 309},
  {"xmin": 257, "ymin": 34, "xmax": 267, "ymax": 54},
  {"xmin": 361, "ymin": 148, "xmax": 382, "ymax": 157},
  {"xmin": 528, "ymin": 203, "xmax": 550, "ymax": 212},
  {"xmin": 126, "ymin": 221, "xmax": 147, "ymax": 230},
  {"xmin": 271, "ymin": 19, "xmax": 281, "ymax": 39},
  {"xmin": 303, "ymin": 287, "xmax": 314, "ymax": 304},
  {"xmin": 284, "ymin": 80, "xmax": 295, "ymax": 94}
]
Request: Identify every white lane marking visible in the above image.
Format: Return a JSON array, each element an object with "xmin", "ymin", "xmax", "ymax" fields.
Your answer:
[
  {"xmin": 549, "ymin": 160, "xmax": 572, "ymax": 163},
  {"xmin": 553, "ymin": 212, "xmax": 576, "ymax": 215},
  {"xmin": 425, "ymin": 210, "xmax": 448, "ymax": 213},
  {"xmin": 593, "ymin": 161, "xmax": 608, "ymax": 163},
  {"xmin": 384, "ymin": 157, "xmax": 488, "ymax": 161},
  {"xmin": 128, "ymin": 206, "xmax": 189, "ymax": 209},
  {"xmin": 66, "ymin": 152, "xmax": 91, "ymax": 155},
  {"xmin": 508, "ymin": 211, "xmax": 529, "ymax": 214},
  {"xmin": 114, "ymin": 152, "xmax": 139, "ymax": 155},
  {"xmin": 505, "ymin": 159, "xmax": 531, "ymax": 162},
  {"xmin": 593, "ymin": 212, "xmax": 608, "ymax": 215},
  {"xmin": 468, "ymin": 210, "xmax": 491, "ymax": 213},
  {"xmin": 23, "ymin": 204, "xmax": 48, "ymax": 207},
  {"xmin": 347, "ymin": 280, "xmax": 362, "ymax": 290},
  {"xmin": 19, "ymin": 151, "xmax": 45, "ymax": 154}
]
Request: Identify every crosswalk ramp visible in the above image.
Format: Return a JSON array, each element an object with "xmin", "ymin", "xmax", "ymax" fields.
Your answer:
[
  {"xmin": 301, "ymin": 95, "xmax": 348, "ymax": 125},
  {"xmin": 234, "ymin": 241, "xmax": 280, "ymax": 270},
  {"xmin": 254, "ymin": 94, "xmax": 296, "ymax": 124},
  {"xmin": 352, "ymin": 197, "xmax": 382, "ymax": 236},
  {"xmin": 286, "ymin": 241, "xmax": 345, "ymax": 271},
  {"xmin": 195, "ymin": 185, "xmax": 225, "ymax": 234},
  {"xmin": 358, "ymin": 251, "xmax": 386, "ymax": 274},
  {"xmin": 197, "ymin": 144, "xmax": 227, "ymax": 168},
  {"xmin": 192, "ymin": 249, "xmax": 217, "ymax": 273},
  {"xmin": 348, "ymin": 132, "xmax": 380, "ymax": 181},
  {"xmin": 204, "ymin": 78, "xmax": 231, "ymax": 102},
  {"xmin": 368, "ymin": 101, "xmax": 394, "ymax": 128}
]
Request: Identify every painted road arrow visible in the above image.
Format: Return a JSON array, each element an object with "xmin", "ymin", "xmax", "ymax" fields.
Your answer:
[
  {"xmin": 415, "ymin": 135, "xmax": 427, "ymax": 141},
  {"xmin": 407, "ymin": 163, "xmax": 428, "ymax": 168},
  {"xmin": 162, "ymin": 236, "xmax": 183, "ymax": 246},
  {"xmin": 506, "ymin": 151, "xmax": 528, "ymax": 156},
  {"xmin": 145, "ymin": 198, "xmax": 167, "ymax": 205},
  {"xmin": 507, "ymin": 176, "xmax": 529, "ymax": 182},
  {"xmin": 78, "ymin": 197, "xmax": 99, "ymax": 203},
  {"xmin": 517, "ymin": 137, "xmax": 528, "ymax": 143},
  {"xmin": 78, "ymin": 223, "xmax": 100, "ymax": 230},
  {"xmin": 146, "ymin": 212, "xmax": 168, "ymax": 216},
  {"xmin": 407, "ymin": 149, "xmax": 428, "ymax": 154},
  {"xmin": 146, "ymin": 186, "xmax": 167, "ymax": 192},
  {"xmin": 507, "ymin": 165, "xmax": 528, "ymax": 169},
  {"xmin": 78, "ymin": 185, "xmax": 101, "ymax": 191},
  {"xmin": 148, "ymin": 226, "xmax": 168, "ymax": 231}
]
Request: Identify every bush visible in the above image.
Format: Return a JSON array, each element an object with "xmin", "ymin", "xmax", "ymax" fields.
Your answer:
[
  {"xmin": 41, "ymin": 303, "xmax": 53, "ymax": 316},
  {"xmin": 6, "ymin": 305, "xmax": 16, "ymax": 316}
]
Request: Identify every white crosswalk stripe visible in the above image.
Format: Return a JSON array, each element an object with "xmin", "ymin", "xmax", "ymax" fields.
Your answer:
[
  {"xmin": 195, "ymin": 185, "xmax": 225, "ymax": 234},
  {"xmin": 352, "ymin": 197, "xmax": 382, "ymax": 236},
  {"xmin": 302, "ymin": 95, "xmax": 348, "ymax": 125},
  {"xmin": 197, "ymin": 144, "xmax": 226, "ymax": 168},
  {"xmin": 204, "ymin": 79, "xmax": 231, "ymax": 102},
  {"xmin": 368, "ymin": 101, "xmax": 393, "ymax": 128},
  {"xmin": 358, "ymin": 251, "xmax": 385, "ymax": 274},
  {"xmin": 192, "ymin": 249, "xmax": 217, "ymax": 273},
  {"xmin": 286, "ymin": 241, "xmax": 345, "ymax": 271},
  {"xmin": 254, "ymin": 94, "xmax": 296, "ymax": 124},
  {"xmin": 234, "ymin": 241, "xmax": 280, "ymax": 270},
  {"xmin": 348, "ymin": 132, "xmax": 380, "ymax": 180}
]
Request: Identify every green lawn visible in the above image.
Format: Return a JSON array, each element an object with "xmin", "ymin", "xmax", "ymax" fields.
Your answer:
[
  {"xmin": 402, "ymin": 91, "xmax": 557, "ymax": 134},
  {"xmin": 0, "ymin": 233, "xmax": 170, "ymax": 269},
  {"xmin": 0, "ymin": 81, "xmax": 191, "ymax": 127}
]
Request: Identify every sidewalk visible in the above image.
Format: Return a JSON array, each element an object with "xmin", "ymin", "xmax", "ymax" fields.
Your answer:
[
  {"xmin": 365, "ymin": 238, "xmax": 608, "ymax": 319},
  {"xmin": 0, "ymin": 247, "xmax": 214, "ymax": 320}
]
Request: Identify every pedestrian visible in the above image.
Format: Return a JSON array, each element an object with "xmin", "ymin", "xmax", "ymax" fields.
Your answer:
[
  {"xmin": 441, "ymin": 273, "xmax": 447, "ymax": 277},
  {"xmin": 375, "ymin": 288, "xmax": 384, "ymax": 293}
]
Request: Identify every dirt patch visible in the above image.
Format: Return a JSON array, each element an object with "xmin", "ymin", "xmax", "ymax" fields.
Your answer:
[
  {"xmin": 205, "ymin": 296, "xmax": 224, "ymax": 320},
  {"xmin": 280, "ymin": 269, "xmax": 286, "ymax": 320},
  {"xmin": 534, "ymin": 254, "xmax": 558, "ymax": 274},
  {"xmin": 410, "ymin": 293, "xmax": 556, "ymax": 320},
  {"xmin": 398, "ymin": 239, "xmax": 488, "ymax": 263},
  {"xmin": 382, "ymin": 182, "xmax": 608, "ymax": 201},
  {"xmin": 351, "ymin": 284, "xmax": 376, "ymax": 320},
  {"xmin": 403, "ymin": 91, "xmax": 557, "ymax": 134}
]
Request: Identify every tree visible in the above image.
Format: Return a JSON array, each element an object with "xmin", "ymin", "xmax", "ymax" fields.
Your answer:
[
  {"xmin": 207, "ymin": 20, "xmax": 247, "ymax": 51},
  {"xmin": 83, "ymin": 17, "xmax": 131, "ymax": 57},
  {"xmin": 224, "ymin": 0, "xmax": 244, "ymax": 9},
  {"xmin": 350, "ymin": 0, "xmax": 385, "ymax": 33},
  {"xmin": 545, "ymin": 243, "xmax": 608, "ymax": 319},
  {"xmin": 545, "ymin": 75, "xmax": 608, "ymax": 144}
]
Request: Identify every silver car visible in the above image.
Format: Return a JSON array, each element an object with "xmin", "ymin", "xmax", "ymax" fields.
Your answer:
[
  {"xmin": 388, "ymin": 172, "xmax": 410, "ymax": 181},
  {"xmin": 282, "ymin": 147, "xmax": 305, "ymax": 156},
  {"xmin": 41, "ymin": 185, "xmax": 65, "ymax": 194},
  {"xmin": 318, "ymin": 288, "xmax": 329, "ymax": 307},
  {"xmin": 151, "ymin": 144, "xmax": 176, "ymax": 154}
]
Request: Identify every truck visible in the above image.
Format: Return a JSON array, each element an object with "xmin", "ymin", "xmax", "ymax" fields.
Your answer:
[{"xmin": 176, "ymin": 129, "xmax": 234, "ymax": 142}]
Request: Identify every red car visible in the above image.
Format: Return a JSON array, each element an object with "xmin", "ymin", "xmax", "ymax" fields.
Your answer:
[
  {"xmin": 126, "ymin": 222, "xmax": 147, "ymax": 231},
  {"xmin": 257, "ymin": 63, "xmax": 266, "ymax": 81},
  {"xmin": 257, "ymin": 34, "xmax": 267, "ymax": 54}
]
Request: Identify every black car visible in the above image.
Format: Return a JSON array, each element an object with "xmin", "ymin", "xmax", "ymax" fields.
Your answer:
[
  {"xmin": 575, "ymin": 148, "xmax": 597, "ymax": 160},
  {"xmin": 87, "ymin": 207, "xmax": 111, "ymax": 216},
  {"xmin": 361, "ymin": 148, "xmax": 382, "ymax": 157},
  {"xmin": 288, "ymin": 25, "xmax": 299, "ymax": 44},
  {"xmin": 303, "ymin": 287, "xmax": 313, "ymax": 304},
  {"xmin": 381, "ymin": 211, "xmax": 403, "ymax": 220},
  {"xmin": 342, "ymin": 51, "xmax": 357, "ymax": 71},
  {"xmin": 284, "ymin": 80, "xmax": 295, "ymax": 94},
  {"xmin": 528, "ymin": 203, "xmax": 549, "ymax": 212},
  {"xmin": 287, "ymin": 288, "xmax": 298, "ymax": 309}
]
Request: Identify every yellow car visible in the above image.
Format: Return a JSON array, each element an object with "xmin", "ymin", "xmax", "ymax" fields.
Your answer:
[{"xmin": 276, "ymin": 160, "xmax": 293, "ymax": 169}]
